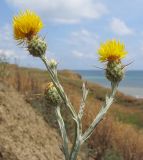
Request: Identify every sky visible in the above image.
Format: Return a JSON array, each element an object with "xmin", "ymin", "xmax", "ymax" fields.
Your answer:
[{"xmin": 0, "ymin": 0, "xmax": 143, "ymax": 70}]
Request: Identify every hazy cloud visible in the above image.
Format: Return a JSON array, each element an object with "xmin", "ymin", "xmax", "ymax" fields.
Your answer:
[
  {"xmin": 70, "ymin": 29, "xmax": 99, "ymax": 46},
  {"xmin": 110, "ymin": 18, "xmax": 133, "ymax": 36},
  {"xmin": 68, "ymin": 29, "xmax": 99, "ymax": 59},
  {"xmin": 0, "ymin": 24, "xmax": 27, "ymax": 60},
  {"xmin": 0, "ymin": 49, "xmax": 16, "ymax": 58},
  {"xmin": 7, "ymin": 0, "xmax": 108, "ymax": 24},
  {"xmin": 72, "ymin": 50, "xmax": 96, "ymax": 59}
]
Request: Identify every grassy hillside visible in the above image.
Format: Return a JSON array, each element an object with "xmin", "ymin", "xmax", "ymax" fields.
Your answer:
[{"xmin": 1, "ymin": 63, "xmax": 143, "ymax": 160}]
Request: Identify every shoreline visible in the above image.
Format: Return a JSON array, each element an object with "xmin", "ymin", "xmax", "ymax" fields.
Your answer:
[
  {"xmin": 119, "ymin": 86, "xmax": 143, "ymax": 99},
  {"xmin": 74, "ymin": 70, "xmax": 143, "ymax": 99}
]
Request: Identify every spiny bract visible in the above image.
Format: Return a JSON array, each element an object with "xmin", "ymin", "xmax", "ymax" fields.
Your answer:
[
  {"xmin": 28, "ymin": 36, "xmax": 47, "ymax": 57},
  {"xmin": 44, "ymin": 82, "xmax": 62, "ymax": 106},
  {"xmin": 106, "ymin": 61, "xmax": 124, "ymax": 83}
]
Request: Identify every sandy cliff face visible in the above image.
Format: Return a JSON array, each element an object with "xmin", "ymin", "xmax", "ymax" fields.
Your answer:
[{"xmin": 0, "ymin": 82, "xmax": 64, "ymax": 160}]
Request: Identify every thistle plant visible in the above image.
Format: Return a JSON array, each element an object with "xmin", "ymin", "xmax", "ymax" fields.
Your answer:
[{"xmin": 13, "ymin": 10, "xmax": 127, "ymax": 160}]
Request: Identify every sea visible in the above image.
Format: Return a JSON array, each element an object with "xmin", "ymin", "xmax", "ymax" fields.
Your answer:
[{"xmin": 74, "ymin": 70, "xmax": 143, "ymax": 98}]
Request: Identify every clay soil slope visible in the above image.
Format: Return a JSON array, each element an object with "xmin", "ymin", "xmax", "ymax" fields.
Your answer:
[{"xmin": 0, "ymin": 82, "xmax": 64, "ymax": 160}]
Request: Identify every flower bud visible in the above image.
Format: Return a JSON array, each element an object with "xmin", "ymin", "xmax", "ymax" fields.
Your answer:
[
  {"xmin": 44, "ymin": 82, "xmax": 62, "ymax": 105},
  {"xmin": 106, "ymin": 61, "xmax": 124, "ymax": 83},
  {"xmin": 28, "ymin": 36, "xmax": 47, "ymax": 57},
  {"xmin": 49, "ymin": 59, "xmax": 58, "ymax": 69}
]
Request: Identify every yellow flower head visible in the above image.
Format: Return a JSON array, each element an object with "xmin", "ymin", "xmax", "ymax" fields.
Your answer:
[
  {"xmin": 45, "ymin": 82, "xmax": 54, "ymax": 91},
  {"xmin": 13, "ymin": 10, "xmax": 43, "ymax": 41},
  {"xmin": 98, "ymin": 40, "xmax": 127, "ymax": 62}
]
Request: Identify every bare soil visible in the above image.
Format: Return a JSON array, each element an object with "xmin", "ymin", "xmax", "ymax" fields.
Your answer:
[{"xmin": 0, "ymin": 82, "xmax": 64, "ymax": 160}]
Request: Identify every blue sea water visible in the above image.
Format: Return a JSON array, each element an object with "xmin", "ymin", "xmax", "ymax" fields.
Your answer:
[{"xmin": 74, "ymin": 70, "xmax": 143, "ymax": 98}]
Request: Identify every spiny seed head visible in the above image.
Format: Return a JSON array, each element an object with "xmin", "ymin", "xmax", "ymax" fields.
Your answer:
[
  {"xmin": 44, "ymin": 82, "xmax": 62, "ymax": 106},
  {"xmin": 28, "ymin": 36, "xmax": 47, "ymax": 57},
  {"xmin": 106, "ymin": 61, "xmax": 124, "ymax": 83}
]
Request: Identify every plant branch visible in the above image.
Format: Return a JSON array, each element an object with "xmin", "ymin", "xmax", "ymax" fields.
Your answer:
[
  {"xmin": 55, "ymin": 106, "xmax": 69, "ymax": 160},
  {"xmin": 81, "ymin": 82, "xmax": 118, "ymax": 144},
  {"xmin": 40, "ymin": 54, "xmax": 119, "ymax": 160},
  {"xmin": 78, "ymin": 82, "xmax": 88, "ymax": 120},
  {"xmin": 40, "ymin": 54, "xmax": 77, "ymax": 119},
  {"xmin": 69, "ymin": 117, "xmax": 81, "ymax": 160},
  {"xmin": 40, "ymin": 54, "xmax": 81, "ymax": 160}
]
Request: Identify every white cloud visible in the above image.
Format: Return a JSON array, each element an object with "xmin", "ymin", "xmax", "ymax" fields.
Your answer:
[
  {"xmin": 53, "ymin": 18, "xmax": 79, "ymax": 24},
  {"xmin": 7, "ymin": 0, "xmax": 108, "ymax": 24},
  {"xmin": 72, "ymin": 50, "xmax": 96, "ymax": 59},
  {"xmin": 71, "ymin": 29, "xmax": 91, "ymax": 37},
  {"xmin": 0, "ymin": 24, "xmax": 27, "ymax": 61},
  {"xmin": 0, "ymin": 25, "xmax": 11, "ymax": 42},
  {"xmin": 0, "ymin": 24, "xmax": 16, "ymax": 49},
  {"xmin": 70, "ymin": 29, "xmax": 99, "ymax": 46},
  {"xmin": 0, "ymin": 49, "xmax": 16, "ymax": 58},
  {"xmin": 68, "ymin": 29, "xmax": 99, "ymax": 59},
  {"xmin": 110, "ymin": 18, "xmax": 133, "ymax": 36},
  {"xmin": 72, "ymin": 50, "xmax": 84, "ymax": 58}
]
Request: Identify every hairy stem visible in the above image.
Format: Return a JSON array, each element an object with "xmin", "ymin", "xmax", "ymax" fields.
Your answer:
[
  {"xmin": 40, "ymin": 54, "xmax": 77, "ymax": 119},
  {"xmin": 55, "ymin": 106, "xmax": 69, "ymax": 160},
  {"xmin": 81, "ymin": 82, "xmax": 118, "ymax": 144},
  {"xmin": 69, "ymin": 118, "xmax": 81, "ymax": 160},
  {"xmin": 40, "ymin": 54, "xmax": 119, "ymax": 160},
  {"xmin": 40, "ymin": 54, "xmax": 80, "ymax": 160}
]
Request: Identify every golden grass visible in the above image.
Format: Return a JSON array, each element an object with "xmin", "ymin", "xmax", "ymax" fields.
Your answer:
[{"xmin": 1, "ymin": 63, "xmax": 143, "ymax": 159}]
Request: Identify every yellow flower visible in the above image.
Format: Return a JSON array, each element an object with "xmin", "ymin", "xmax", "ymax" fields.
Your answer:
[
  {"xmin": 13, "ymin": 10, "xmax": 43, "ymax": 41},
  {"xmin": 45, "ymin": 82, "xmax": 54, "ymax": 91},
  {"xmin": 98, "ymin": 40, "xmax": 127, "ymax": 62}
]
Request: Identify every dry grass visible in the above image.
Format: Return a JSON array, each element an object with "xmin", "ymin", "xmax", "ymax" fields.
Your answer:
[{"xmin": 1, "ymin": 63, "xmax": 143, "ymax": 160}]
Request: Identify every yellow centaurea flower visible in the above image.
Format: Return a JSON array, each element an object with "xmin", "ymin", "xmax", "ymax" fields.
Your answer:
[
  {"xmin": 13, "ymin": 10, "xmax": 43, "ymax": 41},
  {"xmin": 98, "ymin": 40, "xmax": 127, "ymax": 62},
  {"xmin": 45, "ymin": 82, "xmax": 54, "ymax": 91}
]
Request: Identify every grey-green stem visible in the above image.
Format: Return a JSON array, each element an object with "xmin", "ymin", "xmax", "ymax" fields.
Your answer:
[
  {"xmin": 40, "ymin": 54, "xmax": 119, "ymax": 160},
  {"xmin": 40, "ymin": 54, "xmax": 77, "ymax": 119},
  {"xmin": 55, "ymin": 106, "xmax": 69, "ymax": 160},
  {"xmin": 81, "ymin": 82, "xmax": 118, "ymax": 144}
]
